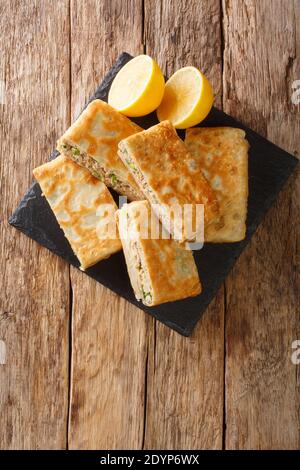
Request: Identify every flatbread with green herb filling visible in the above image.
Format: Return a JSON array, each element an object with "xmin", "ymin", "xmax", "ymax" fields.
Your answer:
[
  {"xmin": 57, "ymin": 99, "xmax": 144, "ymax": 201},
  {"xmin": 116, "ymin": 200, "xmax": 201, "ymax": 306}
]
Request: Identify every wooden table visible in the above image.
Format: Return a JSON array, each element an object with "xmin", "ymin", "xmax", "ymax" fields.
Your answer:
[{"xmin": 1, "ymin": 0, "xmax": 299, "ymax": 450}]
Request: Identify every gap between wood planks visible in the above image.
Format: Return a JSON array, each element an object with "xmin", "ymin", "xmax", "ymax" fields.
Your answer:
[
  {"xmin": 220, "ymin": 0, "xmax": 227, "ymax": 450},
  {"xmin": 66, "ymin": 0, "xmax": 73, "ymax": 450},
  {"xmin": 65, "ymin": 0, "xmax": 227, "ymax": 449},
  {"xmin": 66, "ymin": 271, "xmax": 73, "ymax": 450},
  {"xmin": 141, "ymin": 0, "xmax": 154, "ymax": 450}
]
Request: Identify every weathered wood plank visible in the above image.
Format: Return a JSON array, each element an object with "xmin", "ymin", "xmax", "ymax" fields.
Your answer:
[
  {"xmin": 143, "ymin": 0, "xmax": 225, "ymax": 449},
  {"xmin": 223, "ymin": 0, "xmax": 300, "ymax": 449},
  {"xmin": 144, "ymin": 294, "xmax": 225, "ymax": 450},
  {"xmin": 68, "ymin": 0, "xmax": 149, "ymax": 450},
  {"xmin": 0, "ymin": 0, "xmax": 70, "ymax": 449},
  {"xmin": 144, "ymin": 0, "xmax": 223, "ymax": 107}
]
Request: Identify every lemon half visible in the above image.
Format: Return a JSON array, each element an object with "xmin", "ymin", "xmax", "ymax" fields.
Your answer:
[
  {"xmin": 157, "ymin": 66, "xmax": 214, "ymax": 129},
  {"xmin": 108, "ymin": 55, "xmax": 165, "ymax": 117}
]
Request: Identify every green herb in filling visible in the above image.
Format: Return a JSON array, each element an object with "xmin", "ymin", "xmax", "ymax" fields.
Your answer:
[
  {"xmin": 93, "ymin": 171, "xmax": 103, "ymax": 182},
  {"xmin": 142, "ymin": 289, "xmax": 152, "ymax": 302},
  {"xmin": 110, "ymin": 172, "xmax": 118, "ymax": 187},
  {"xmin": 125, "ymin": 158, "xmax": 137, "ymax": 172},
  {"xmin": 72, "ymin": 147, "xmax": 80, "ymax": 156}
]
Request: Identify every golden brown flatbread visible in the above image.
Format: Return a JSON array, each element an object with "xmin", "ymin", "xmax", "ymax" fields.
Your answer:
[
  {"xmin": 33, "ymin": 155, "xmax": 121, "ymax": 269},
  {"xmin": 118, "ymin": 120, "xmax": 219, "ymax": 243},
  {"xmin": 185, "ymin": 127, "xmax": 249, "ymax": 242},
  {"xmin": 116, "ymin": 200, "xmax": 201, "ymax": 306},
  {"xmin": 57, "ymin": 99, "xmax": 144, "ymax": 200}
]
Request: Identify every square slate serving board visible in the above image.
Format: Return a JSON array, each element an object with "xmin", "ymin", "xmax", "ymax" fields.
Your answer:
[{"xmin": 9, "ymin": 52, "xmax": 298, "ymax": 336}]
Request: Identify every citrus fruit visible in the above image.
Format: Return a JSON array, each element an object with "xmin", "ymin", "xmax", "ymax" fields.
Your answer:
[
  {"xmin": 157, "ymin": 66, "xmax": 214, "ymax": 129},
  {"xmin": 108, "ymin": 55, "xmax": 165, "ymax": 117}
]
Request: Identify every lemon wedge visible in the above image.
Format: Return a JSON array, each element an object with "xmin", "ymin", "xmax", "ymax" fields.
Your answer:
[
  {"xmin": 157, "ymin": 66, "xmax": 214, "ymax": 129},
  {"xmin": 108, "ymin": 55, "xmax": 165, "ymax": 117}
]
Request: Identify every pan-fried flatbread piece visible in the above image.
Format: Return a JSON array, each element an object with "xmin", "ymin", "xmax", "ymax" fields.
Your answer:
[
  {"xmin": 185, "ymin": 127, "xmax": 249, "ymax": 242},
  {"xmin": 33, "ymin": 155, "xmax": 122, "ymax": 270},
  {"xmin": 116, "ymin": 200, "xmax": 201, "ymax": 306},
  {"xmin": 118, "ymin": 120, "xmax": 219, "ymax": 243},
  {"xmin": 57, "ymin": 99, "xmax": 144, "ymax": 201}
]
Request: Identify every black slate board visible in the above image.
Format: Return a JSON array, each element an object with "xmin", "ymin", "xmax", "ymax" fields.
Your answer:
[{"xmin": 9, "ymin": 52, "xmax": 298, "ymax": 336}]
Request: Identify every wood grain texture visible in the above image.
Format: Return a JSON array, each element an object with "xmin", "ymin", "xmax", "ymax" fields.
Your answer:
[
  {"xmin": 143, "ymin": 0, "xmax": 225, "ymax": 450},
  {"xmin": 68, "ymin": 0, "xmax": 150, "ymax": 449},
  {"xmin": 144, "ymin": 293, "xmax": 224, "ymax": 450},
  {"xmin": 144, "ymin": 0, "xmax": 223, "ymax": 107},
  {"xmin": 222, "ymin": 0, "xmax": 300, "ymax": 449},
  {"xmin": 68, "ymin": 279, "xmax": 150, "ymax": 449},
  {"xmin": 0, "ymin": 0, "xmax": 70, "ymax": 449},
  {"xmin": 1, "ymin": 0, "xmax": 299, "ymax": 450}
]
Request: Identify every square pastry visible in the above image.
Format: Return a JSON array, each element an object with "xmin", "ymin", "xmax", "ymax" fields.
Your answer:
[
  {"xmin": 118, "ymin": 121, "xmax": 220, "ymax": 242},
  {"xmin": 57, "ymin": 99, "xmax": 144, "ymax": 201},
  {"xmin": 33, "ymin": 155, "xmax": 122, "ymax": 269},
  {"xmin": 185, "ymin": 127, "xmax": 249, "ymax": 242},
  {"xmin": 116, "ymin": 200, "xmax": 201, "ymax": 306}
]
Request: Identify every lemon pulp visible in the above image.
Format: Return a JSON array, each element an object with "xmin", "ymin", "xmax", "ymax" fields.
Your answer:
[
  {"xmin": 157, "ymin": 66, "xmax": 214, "ymax": 129},
  {"xmin": 108, "ymin": 55, "xmax": 165, "ymax": 117}
]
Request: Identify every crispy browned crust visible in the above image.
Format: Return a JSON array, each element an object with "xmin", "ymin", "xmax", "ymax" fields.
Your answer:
[
  {"xmin": 118, "ymin": 121, "xmax": 220, "ymax": 242},
  {"xmin": 33, "ymin": 154, "xmax": 122, "ymax": 269},
  {"xmin": 57, "ymin": 99, "xmax": 144, "ymax": 199},
  {"xmin": 185, "ymin": 127, "xmax": 249, "ymax": 242},
  {"xmin": 116, "ymin": 200, "xmax": 201, "ymax": 306}
]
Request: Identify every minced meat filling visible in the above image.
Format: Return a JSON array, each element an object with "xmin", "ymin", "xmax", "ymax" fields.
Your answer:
[
  {"xmin": 119, "ymin": 213, "xmax": 153, "ymax": 305},
  {"xmin": 131, "ymin": 240, "xmax": 153, "ymax": 305},
  {"xmin": 119, "ymin": 148, "xmax": 176, "ymax": 237},
  {"xmin": 58, "ymin": 142, "xmax": 142, "ymax": 200}
]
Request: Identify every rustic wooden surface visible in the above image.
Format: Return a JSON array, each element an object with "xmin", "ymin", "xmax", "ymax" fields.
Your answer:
[
  {"xmin": 0, "ymin": 0, "xmax": 71, "ymax": 449},
  {"xmin": 67, "ymin": 0, "xmax": 149, "ymax": 450},
  {"xmin": 0, "ymin": 0, "xmax": 299, "ymax": 450},
  {"xmin": 143, "ymin": 0, "xmax": 225, "ymax": 450},
  {"xmin": 223, "ymin": 0, "xmax": 300, "ymax": 449}
]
